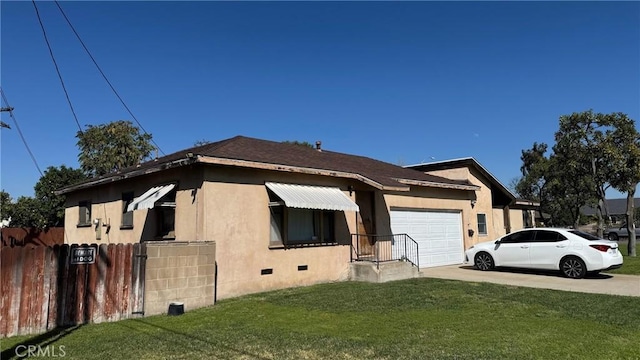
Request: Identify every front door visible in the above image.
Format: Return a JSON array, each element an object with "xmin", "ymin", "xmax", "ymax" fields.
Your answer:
[{"xmin": 355, "ymin": 191, "xmax": 376, "ymax": 256}]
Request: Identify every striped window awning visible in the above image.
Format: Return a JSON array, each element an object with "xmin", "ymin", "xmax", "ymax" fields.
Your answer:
[
  {"xmin": 265, "ymin": 182, "xmax": 359, "ymax": 212},
  {"xmin": 127, "ymin": 183, "xmax": 176, "ymax": 211}
]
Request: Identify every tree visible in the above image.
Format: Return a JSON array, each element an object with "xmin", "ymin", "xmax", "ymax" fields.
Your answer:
[
  {"xmin": 1, "ymin": 190, "xmax": 12, "ymax": 221},
  {"xmin": 514, "ymin": 143, "xmax": 577, "ymax": 227},
  {"xmin": 543, "ymin": 153, "xmax": 595, "ymax": 228},
  {"xmin": 34, "ymin": 166, "xmax": 88, "ymax": 227},
  {"xmin": 1, "ymin": 166, "xmax": 87, "ymax": 228},
  {"xmin": 282, "ymin": 140, "xmax": 314, "ymax": 148},
  {"xmin": 604, "ymin": 113, "xmax": 640, "ymax": 256},
  {"xmin": 516, "ymin": 110, "xmax": 640, "ymax": 238},
  {"xmin": 7, "ymin": 196, "xmax": 46, "ymax": 228},
  {"xmin": 77, "ymin": 120, "xmax": 155, "ymax": 177},
  {"xmin": 553, "ymin": 110, "xmax": 614, "ymax": 234},
  {"xmin": 515, "ymin": 142, "xmax": 549, "ymax": 202}
]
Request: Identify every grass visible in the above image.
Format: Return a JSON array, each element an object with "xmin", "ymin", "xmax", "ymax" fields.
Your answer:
[
  {"xmin": 606, "ymin": 240, "xmax": 640, "ymax": 275},
  {"xmin": 2, "ymin": 278, "xmax": 639, "ymax": 360}
]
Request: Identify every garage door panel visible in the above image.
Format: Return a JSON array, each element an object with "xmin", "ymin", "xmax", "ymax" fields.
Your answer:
[{"xmin": 390, "ymin": 210, "xmax": 463, "ymax": 268}]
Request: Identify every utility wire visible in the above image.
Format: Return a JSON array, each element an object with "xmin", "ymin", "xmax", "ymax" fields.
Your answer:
[
  {"xmin": 54, "ymin": 1, "xmax": 165, "ymax": 156},
  {"xmin": 1, "ymin": 88, "xmax": 44, "ymax": 177},
  {"xmin": 31, "ymin": 0, "xmax": 83, "ymax": 134}
]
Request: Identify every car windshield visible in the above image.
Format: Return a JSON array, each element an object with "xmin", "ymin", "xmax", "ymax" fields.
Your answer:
[{"xmin": 569, "ymin": 230, "xmax": 602, "ymax": 241}]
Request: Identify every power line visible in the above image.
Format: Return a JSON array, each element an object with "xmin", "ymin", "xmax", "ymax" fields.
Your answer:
[
  {"xmin": 1, "ymin": 88, "xmax": 44, "ymax": 177},
  {"xmin": 53, "ymin": 1, "xmax": 165, "ymax": 156},
  {"xmin": 31, "ymin": 0, "xmax": 83, "ymax": 133}
]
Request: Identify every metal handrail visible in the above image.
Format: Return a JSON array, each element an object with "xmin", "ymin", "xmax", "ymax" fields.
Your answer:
[{"xmin": 351, "ymin": 233, "xmax": 419, "ymax": 269}]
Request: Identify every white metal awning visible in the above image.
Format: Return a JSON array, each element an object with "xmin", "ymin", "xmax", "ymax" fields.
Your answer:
[
  {"xmin": 127, "ymin": 183, "xmax": 176, "ymax": 211},
  {"xmin": 265, "ymin": 182, "xmax": 359, "ymax": 212}
]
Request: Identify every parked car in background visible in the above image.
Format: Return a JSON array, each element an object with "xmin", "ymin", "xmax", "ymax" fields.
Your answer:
[
  {"xmin": 465, "ymin": 228, "xmax": 623, "ymax": 279},
  {"xmin": 605, "ymin": 223, "xmax": 640, "ymax": 241}
]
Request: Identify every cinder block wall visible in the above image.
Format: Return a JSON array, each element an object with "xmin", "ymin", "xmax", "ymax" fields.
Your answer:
[{"xmin": 144, "ymin": 241, "xmax": 216, "ymax": 316}]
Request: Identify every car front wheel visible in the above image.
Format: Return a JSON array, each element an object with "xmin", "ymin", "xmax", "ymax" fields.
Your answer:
[
  {"xmin": 560, "ymin": 256, "xmax": 587, "ymax": 279},
  {"xmin": 474, "ymin": 252, "xmax": 494, "ymax": 271}
]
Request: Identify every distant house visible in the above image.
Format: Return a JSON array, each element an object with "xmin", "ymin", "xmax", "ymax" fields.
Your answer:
[
  {"xmin": 581, "ymin": 198, "xmax": 640, "ymax": 224},
  {"xmin": 405, "ymin": 157, "xmax": 540, "ymax": 239},
  {"xmin": 57, "ymin": 136, "xmax": 535, "ymax": 300}
]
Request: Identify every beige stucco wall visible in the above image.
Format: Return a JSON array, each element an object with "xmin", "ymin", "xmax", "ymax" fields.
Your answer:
[
  {"xmin": 509, "ymin": 209, "xmax": 525, "ymax": 231},
  {"xmin": 144, "ymin": 241, "xmax": 215, "ymax": 315},
  {"xmin": 491, "ymin": 208, "xmax": 506, "ymax": 238},
  {"xmin": 201, "ymin": 168, "xmax": 357, "ymax": 300},
  {"xmin": 64, "ymin": 167, "xmax": 204, "ymax": 245}
]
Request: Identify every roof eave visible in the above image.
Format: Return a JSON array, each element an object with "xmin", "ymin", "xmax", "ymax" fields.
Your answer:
[
  {"xmin": 57, "ymin": 155, "xmax": 427, "ymax": 195},
  {"xmin": 406, "ymin": 158, "xmax": 516, "ymax": 200},
  {"xmin": 394, "ymin": 178, "xmax": 480, "ymax": 191},
  {"xmin": 55, "ymin": 157, "xmax": 194, "ymax": 195}
]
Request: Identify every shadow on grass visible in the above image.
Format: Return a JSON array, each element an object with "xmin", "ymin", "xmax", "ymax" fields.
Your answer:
[
  {"xmin": 458, "ymin": 265, "xmax": 614, "ymax": 279},
  {"xmin": 0, "ymin": 325, "xmax": 83, "ymax": 360},
  {"xmin": 114, "ymin": 318, "xmax": 271, "ymax": 360}
]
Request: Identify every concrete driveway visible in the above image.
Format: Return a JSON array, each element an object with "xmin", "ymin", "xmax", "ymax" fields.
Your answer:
[{"xmin": 420, "ymin": 265, "xmax": 640, "ymax": 297}]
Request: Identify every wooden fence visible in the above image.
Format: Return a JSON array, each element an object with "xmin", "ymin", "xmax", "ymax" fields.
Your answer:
[
  {"xmin": 0, "ymin": 243, "xmax": 146, "ymax": 338},
  {"xmin": 1, "ymin": 227, "xmax": 64, "ymax": 247}
]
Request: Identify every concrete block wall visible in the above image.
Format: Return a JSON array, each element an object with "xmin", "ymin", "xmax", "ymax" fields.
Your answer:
[{"xmin": 144, "ymin": 241, "xmax": 216, "ymax": 316}]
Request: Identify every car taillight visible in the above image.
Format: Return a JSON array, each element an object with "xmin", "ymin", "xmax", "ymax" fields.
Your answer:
[{"xmin": 590, "ymin": 244, "xmax": 610, "ymax": 252}]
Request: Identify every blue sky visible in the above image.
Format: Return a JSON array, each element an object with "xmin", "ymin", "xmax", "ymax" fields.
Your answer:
[{"xmin": 1, "ymin": 1, "xmax": 639, "ymax": 199}]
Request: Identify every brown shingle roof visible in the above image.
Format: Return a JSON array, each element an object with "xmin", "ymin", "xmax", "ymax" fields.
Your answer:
[{"xmin": 58, "ymin": 135, "xmax": 477, "ymax": 194}]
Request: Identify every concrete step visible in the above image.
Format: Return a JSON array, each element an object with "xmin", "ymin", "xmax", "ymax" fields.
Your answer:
[{"xmin": 349, "ymin": 260, "xmax": 420, "ymax": 283}]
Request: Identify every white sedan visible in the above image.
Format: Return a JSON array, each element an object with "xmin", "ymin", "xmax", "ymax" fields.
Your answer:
[{"xmin": 464, "ymin": 228, "xmax": 623, "ymax": 279}]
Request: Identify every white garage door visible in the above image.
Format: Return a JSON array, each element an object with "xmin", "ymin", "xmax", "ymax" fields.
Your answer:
[{"xmin": 390, "ymin": 210, "xmax": 463, "ymax": 268}]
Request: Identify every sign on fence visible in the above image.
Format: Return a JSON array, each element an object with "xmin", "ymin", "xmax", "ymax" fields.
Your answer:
[{"xmin": 70, "ymin": 246, "xmax": 97, "ymax": 264}]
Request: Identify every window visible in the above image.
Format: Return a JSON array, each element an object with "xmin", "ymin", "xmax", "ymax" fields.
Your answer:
[
  {"xmin": 121, "ymin": 192, "xmax": 134, "ymax": 229},
  {"xmin": 269, "ymin": 204, "xmax": 336, "ymax": 247},
  {"xmin": 533, "ymin": 230, "xmax": 567, "ymax": 242},
  {"xmin": 269, "ymin": 205, "xmax": 284, "ymax": 245},
  {"xmin": 265, "ymin": 183, "xmax": 356, "ymax": 247},
  {"xmin": 155, "ymin": 189, "xmax": 176, "ymax": 239},
  {"xmin": 477, "ymin": 213, "xmax": 487, "ymax": 235},
  {"xmin": 500, "ymin": 230, "xmax": 534, "ymax": 244},
  {"xmin": 78, "ymin": 200, "xmax": 91, "ymax": 227}
]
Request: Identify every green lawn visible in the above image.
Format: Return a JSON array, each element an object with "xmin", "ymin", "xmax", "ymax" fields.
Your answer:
[
  {"xmin": 2, "ymin": 278, "xmax": 639, "ymax": 360},
  {"xmin": 606, "ymin": 241, "xmax": 640, "ymax": 275}
]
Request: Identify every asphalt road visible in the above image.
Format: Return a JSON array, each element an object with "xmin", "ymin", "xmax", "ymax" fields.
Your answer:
[{"xmin": 420, "ymin": 265, "xmax": 640, "ymax": 297}]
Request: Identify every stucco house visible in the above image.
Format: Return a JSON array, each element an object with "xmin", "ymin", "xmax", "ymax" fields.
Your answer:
[
  {"xmin": 406, "ymin": 157, "xmax": 539, "ymax": 241},
  {"xmin": 57, "ymin": 136, "xmax": 530, "ymax": 300}
]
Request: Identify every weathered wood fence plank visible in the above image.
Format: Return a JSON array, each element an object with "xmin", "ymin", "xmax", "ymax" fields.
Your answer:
[{"xmin": 0, "ymin": 243, "xmax": 143, "ymax": 338}]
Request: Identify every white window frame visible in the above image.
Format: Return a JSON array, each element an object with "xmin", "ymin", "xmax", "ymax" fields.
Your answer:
[{"xmin": 477, "ymin": 213, "xmax": 488, "ymax": 236}]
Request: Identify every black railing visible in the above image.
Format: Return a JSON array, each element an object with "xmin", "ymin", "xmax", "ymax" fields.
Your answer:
[{"xmin": 351, "ymin": 233, "xmax": 419, "ymax": 269}]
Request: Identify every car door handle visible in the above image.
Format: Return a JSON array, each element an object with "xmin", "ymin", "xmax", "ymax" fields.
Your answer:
[
  {"xmin": 520, "ymin": 245, "xmax": 529, "ymax": 249},
  {"xmin": 556, "ymin": 245, "xmax": 566, "ymax": 248}
]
